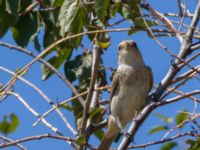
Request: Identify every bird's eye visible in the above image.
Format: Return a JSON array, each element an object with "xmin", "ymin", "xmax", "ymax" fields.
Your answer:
[
  {"xmin": 118, "ymin": 45, "xmax": 122, "ymax": 50},
  {"xmin": 132, "ymin": 42, "xmax": 137, "ymax": 48}
]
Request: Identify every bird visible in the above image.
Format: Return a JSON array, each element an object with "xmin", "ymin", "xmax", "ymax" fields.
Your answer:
[{"xmin": 97, "ymin": 40, "xmax": 153, "ymax": 150}]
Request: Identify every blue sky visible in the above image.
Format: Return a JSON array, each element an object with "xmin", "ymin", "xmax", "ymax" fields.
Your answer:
[{"xmin": 0, "ymin": 0, "xmax": 199, "ymax": 150}]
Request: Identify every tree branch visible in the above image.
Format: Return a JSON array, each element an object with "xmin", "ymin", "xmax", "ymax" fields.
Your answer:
[
  {"xmin": 118, "ymin": 2, "xmax": 200, "ymax": 149},
  {"xmin": 80, "ymin": 46, "xmax": 101, "ymax": 136}
]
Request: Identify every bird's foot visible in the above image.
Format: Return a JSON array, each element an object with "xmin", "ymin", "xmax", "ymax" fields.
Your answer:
[{"xmin": 121, "ymin": 130, "xmax": 135, "ymax": 143}]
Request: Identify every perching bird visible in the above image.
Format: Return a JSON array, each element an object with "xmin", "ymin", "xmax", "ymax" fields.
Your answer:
[{"xmin": 97, "ymin": 40, "xmax": 153, "ymax": 150}]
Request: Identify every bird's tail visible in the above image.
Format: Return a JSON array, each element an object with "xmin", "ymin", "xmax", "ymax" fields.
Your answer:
[
  {"xmin": 97, "ymin": 131, "xmax": 118, "ymax": 150},
  {"xmin": 97, "ymin": 117, "xmax": 119, "ymax": 150}
]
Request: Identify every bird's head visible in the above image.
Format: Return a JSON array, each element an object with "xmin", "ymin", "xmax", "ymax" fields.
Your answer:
[{"xmin": 118, "ymin": 40, "xmax": 143, "ymax": 66}]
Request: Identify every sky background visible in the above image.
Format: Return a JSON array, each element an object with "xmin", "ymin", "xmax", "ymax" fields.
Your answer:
[{"xmin": 0, "ymin": 0, "xmax": 199, "ymax": 150}]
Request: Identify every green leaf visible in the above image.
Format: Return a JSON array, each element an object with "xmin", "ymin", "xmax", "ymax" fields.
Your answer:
[
  {"xmin": 0, "ymin": 0, "xmax": 19, "ymax": 26},
  {"xmin": 148, "ymin": 125, "xmax": 169, "ymax": 134},
  {"xmin": 94, "ymin": 129, "xmax": 104, "ymax": 140},
  {"xmin": 12, "ymin": 12, "xmax": 38, "ymax": 47},
  {"xmin": 33, "ymin": 35, "xmax": 41, "ymax": 52},
  {"xmin": 0, "ymin": 113, "xmax": 19, "ymax": 134},
  {"xmin": 20, "ymin": 0, "xmax": 32, "ymax": 12},
  {"xmin": 6, "ymin": 0, "xmax": 20, "ymax": 15},
  {"xmin": 64, "ymin": 55, "xmax": 82, "ymax": 82},
  {"xmin": 95, "ymin": 0, "xmax": 109, "ymax": 22},
  {"xmin": 186, "ymin": 138, "xmax": 200, "ymax": 150},
  {"xmin": 89, "ymin": 107, "xmax": 105, "ymax": 119},
  {"xmin": 161, "ymin": 142, "xmax": 177, "ymax": 150},
  {"xmin": 42, "ymin": 47, "xmax": 72, "ymax": 80},
  {"xmin": 59, "ymin": 0, "xmax": 81, "ymax": 36},
  {"xmin": 175, "ymin": 110, "xmax": 189, "ymax": 127},
  {"xmin": 60, "ymin": 103, "xmax": 73, "ymax": 111},
  {"xmin": 154, "ymin": 113, "xmax": 173, "ymax": 123},
  {"xmin": 134, "ymin": 18, "xmax": 158, "ymax": 28},
  {"xmin": 76, "ymin": 135, "xmax": 86, "ymax": 145},
  {"xmin": 121, "ymin": 0, "xmax": 141, "ymax": 21},
  {"xmin": 53, "ymin": 0, "xmax": 64, "ymax": 7},
  {"xmin": 9, "ymin": 113, "xmax": 19, "ymax": 133},
  {"xmin": 0, "ymin": 23, "xmax": 9, "ymax": 38},
  {"xmin": 58, "ymin": 0, "xmax": 85, "ymax": 47},
  {"xmin": 110, "ymin": 2, "xmax": 120, "ymax": 17}
]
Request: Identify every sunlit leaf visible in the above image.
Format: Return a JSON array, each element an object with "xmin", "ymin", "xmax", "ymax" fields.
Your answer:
[
  {"xmin": 148, "ymin": 125, "xmax": 169, "ymax": 134},
  {"xmin": 0, "ymin": 113, "xmax": 19, "ymax": 134},
  {"xmin": 154, "ymin": 113, "xmax": 173, "ymax": 123},
  {"xmin": 95, "ymin": 0, "xmax": 109, "ymax": 22},
  {"xmin": 53, "ymin": 0, "xmax": 64, "ymax": 7},
  {"xmin": 175, "ymin": 110, "xmax": 189, "ymax": 127},
  {"xmin": 161, "ymin": 142, "xmax": 177, "ymax": 150}
]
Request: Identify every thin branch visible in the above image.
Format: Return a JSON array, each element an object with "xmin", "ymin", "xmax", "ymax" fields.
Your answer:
[
  {"xmin": 161, "ymin": 112, "xmax": 200, "ymax": 140},
  {"xmin": 2, "ymin": 28, "xmax": 132, "ymax": 95},
  {"xmin": 177, "ymin": 0, "xmax": 183, "ymax": 16},
  {"xmin": 118, "ymin": 3, "xmax": 200, "ymax": 148},
  {"xmin": 0, "ymin": 41, "xmax": 85, "ymax": 107},
  {"xmin": 33, "ymin": 86, "xmax": 110, "ymax": 127},
  {"xmin": 0, "ymin": 134, "xmax": 75, "ymax": 149},
  {"xmin": 157, "ymin": 90, "xmax": 200, "ymax": 107},
  {"xmin": 19, "ymin": 1, "xmax": 39, "ymax": 16},
  {"xmin": 0, "ymin": 66, "xmax": 77, "ymax": 135},
  {"xmin": 4, "ymin": 91, "xmax": 64, "ymax": 136},
  {"xmin": 80, "ymin": 46, "xmax": 101, "ymax": 136},
  {"xmin": 0, "ymin": 135, "xmax": 26, "ymax": 150},
  {"xmin": 127, "ymin": 130, "xmax": 200, "ymax": 149}
]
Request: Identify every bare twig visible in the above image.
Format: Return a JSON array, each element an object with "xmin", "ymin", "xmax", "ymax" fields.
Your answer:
[
  {"xmin": 0, "ymin": 135, "xmax": 26, "ymax": 150},
  {"xmin": 0, "ymin": 66, "xmax": 77, "ymax": 135},
  {"xmin": 2, "ymin": 28, "xmax": 132, "ymax": 94},
  {"xmin": 33, "ymin": 86, "xmax": 110, "ymax": 126},
  {"xmin": 0, "ymin": 134, "xmax": 75, "ymax": 149},
  {"xmin": 19, "ymin": 1, "xmax": 39, "ymax": 16},
  {"xmin": 0, "ymin": 41, "xmax": 85, "ymax": 107},
  {"xmin": 127, "ymin": 130, "xmax": 200, "ymax": 149},
  {"xmin": 4, "ymin": 91, "xmax": 64, "ymax": 136}
]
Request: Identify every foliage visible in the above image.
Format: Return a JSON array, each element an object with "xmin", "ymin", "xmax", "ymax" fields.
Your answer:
[
  {"xmin": 0, "ymin": 0, "xmax": 200, "ymax": 150},
  {"xmin": 0, "ymin": 113, "xmax": 19, "ymax": 135}
]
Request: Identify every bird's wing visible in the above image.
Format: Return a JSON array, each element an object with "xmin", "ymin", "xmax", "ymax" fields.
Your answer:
[
  {"xmin": 146, "ymin": 66, "xmax": 153, "ymax": 92},
  {"xmin": 109, "ymin": 72, "xmax": 119, "ymax": 113}
]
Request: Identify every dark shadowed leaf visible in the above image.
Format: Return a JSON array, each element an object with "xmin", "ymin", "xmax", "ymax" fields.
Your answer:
[
  {"xmin": 161, "ymin": 142, "xmax": 177, "ymax": 150},
  {"xmin": 175, "ymin": 110, "xmax": 189, "ymax": 127},
  {"xmin": 42, "ymin": 47, "xmax": 72, "ymax": 80},
  {"xmin": 6, "ymin": 0, "xmax": 20, "ymax": 15},
  {"xmin": 12, "ymin": 12, "xmax": 38, "ymax": 47},
  {"xmin": 0, "ymin": 0, "xmax": 19, "ymax": 26},
  {"xmin": 95, "ymin": 0, "xmax": 109, "ymax": 22},
  {"xmin": 148, "ymin": 125, "xmax": 169, "ymax": 134},
  {"xmin": 64, "ymin": 55, "xmax": 82, "ymax": 82},
  {"xmin": 121, "ymin": 0, "xmax": 141, "ymax": 21},
  {"xmin": 33, "ymin": 35, "xmax": 41, "ymax": 52},
  {"xmin": 76, "ymin": 135, "xmax": 86, "ymax": 145},
  {"xmin": 0, "ymin": 24, "xmax": 9, "ymax": 38},
  {"xmin": 186, "ymin": 138, "xmax": 200, "ymax": 150}
]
